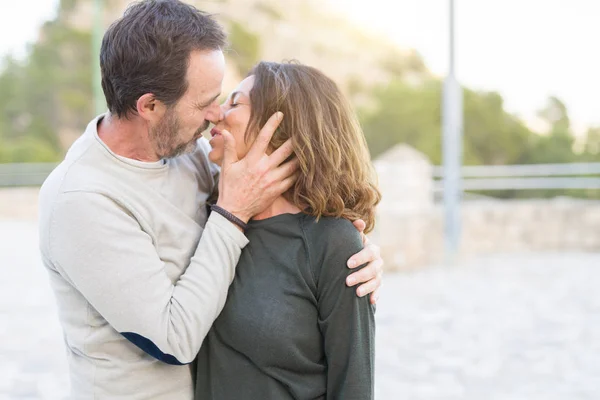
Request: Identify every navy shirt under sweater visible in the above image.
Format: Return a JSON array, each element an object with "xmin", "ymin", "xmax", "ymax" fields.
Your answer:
[{"xmin": 195, "ymin": 213, "xmax": 375, "ymax": 400}]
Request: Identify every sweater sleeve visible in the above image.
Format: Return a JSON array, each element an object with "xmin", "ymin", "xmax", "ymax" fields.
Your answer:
[
  {"xmin": 314, "ymin": 220, "xmax": 376, "ymax": 400},
  {"xmin": 48, "ymin": 190, "xmax": 248, "ymax": 365}
]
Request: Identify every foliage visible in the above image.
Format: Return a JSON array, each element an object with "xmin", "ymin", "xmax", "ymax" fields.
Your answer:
[
  {"xmin": 0, "ymin": 0, "xmax": 597, "ymax": 198},
  {"xmin": 358, "ymin": 78, "xmax": 598, "ymax": 199},
  {"xmin": 255, "ymin": 1, "xmax": 283, "ymax": 21},
  {"xmin": 359, "ymin": 79, "xmax": 537, "ymax": 167},
  {"xmin": 227, "ymin": 21, "xmax": 261, "ymax": 76},
  {"xmin": 0, "ymin": 13, "xmax": 93, "ymax": 163},
  {"xmin": 583, "ymin": 126, "xmax": 600, "ymax": 157},
  {"xmin": 360, "ymin": 79, "xmax": 442, "ymax": 162}
]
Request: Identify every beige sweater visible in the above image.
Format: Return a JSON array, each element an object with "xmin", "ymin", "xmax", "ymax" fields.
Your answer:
[{"xmin": 38, "ymin": 115, "xmax": 248, "ymax": 399}]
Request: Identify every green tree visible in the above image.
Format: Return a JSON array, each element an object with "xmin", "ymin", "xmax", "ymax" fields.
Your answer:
[
  {"xmin": 359, "ymin": 79, "xmax": 535, "ymax": 167},
  {"xmin": 359, "ymin": 79, "xmax": 442, "ymax": 162},
  {"xmin": 227, "ymin": 21, "xmax": 261, "ymax": 76},
  {"xmin": 0, "ymin": 12, "xmax": 93, "ymax": 163},
  {"xmin": 583, "ymin": 126, "xmax": 600, "ymax": 159},
  {"xmin": 525, "ymin": 97, "xmax": 576, "ymax": 164},
  {"xmin": 462, "ymin": 89, "xmax": 533, "ymax": 165}
]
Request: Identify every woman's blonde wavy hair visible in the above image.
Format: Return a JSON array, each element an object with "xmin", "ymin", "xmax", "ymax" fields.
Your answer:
[{"xmin": 245, "ymin": 61, "xmax": 381, "ymax": 233}]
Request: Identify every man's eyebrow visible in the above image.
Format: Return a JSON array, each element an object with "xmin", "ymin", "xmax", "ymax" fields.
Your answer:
[{"xmin": 200, "ymin": 92, "xmax": 221, "ymax": 107}]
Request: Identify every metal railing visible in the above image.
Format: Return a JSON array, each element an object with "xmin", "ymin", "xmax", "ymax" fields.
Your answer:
[
  {"xmin": 0, "ymin": 163, "xmax": 58, "ymax": 187},
  {"xmin": 1, "ymin": 161, "xmax": 600, "ymax": 190},
  {"xmin": 432, "ymin": 162, "xmax": 600, "ymax": 191}
]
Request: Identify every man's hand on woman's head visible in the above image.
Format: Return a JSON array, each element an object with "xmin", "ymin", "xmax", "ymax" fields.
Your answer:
[
  {"xmin": 216, "ymin": 112, "xmax": 300, "ymax": 223},
  {"xmin": 346, "ymin": 219, "xmax": 383, "ymax": 305}
]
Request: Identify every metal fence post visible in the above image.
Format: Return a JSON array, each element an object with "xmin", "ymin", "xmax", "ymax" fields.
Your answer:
[{"xmin": 93, "ymin": 0, "xmax": 105, "ymax": 116}]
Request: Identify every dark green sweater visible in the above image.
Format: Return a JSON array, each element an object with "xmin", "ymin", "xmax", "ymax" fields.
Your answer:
[{"xmin": 194, "ymin": 212, "xmax": 375, "ymax": 400}]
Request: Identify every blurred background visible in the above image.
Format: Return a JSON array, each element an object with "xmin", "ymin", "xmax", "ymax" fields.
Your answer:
[{"xmin": 0, "ymin": 0, "xmax": 599, "ymax": 399}]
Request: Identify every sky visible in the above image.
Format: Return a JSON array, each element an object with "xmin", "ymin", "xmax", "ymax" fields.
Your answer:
[
  {"xmin": 328, "ymin": 0, "xmax": 599, "ymax": 135},
  {"xmin": 0, "ymin": 1, "xmax": 59, "ymax": 58},
  {"xmin": 0, "ymin": 0, "xmax": 598, "ymax": 135}
]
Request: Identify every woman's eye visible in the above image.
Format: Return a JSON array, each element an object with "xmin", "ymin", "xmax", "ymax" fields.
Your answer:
[{"xmin": 230, "ymin": 102, "xmax": 239, "ymax": 108}]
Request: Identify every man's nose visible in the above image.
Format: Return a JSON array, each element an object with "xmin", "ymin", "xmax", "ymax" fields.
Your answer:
[{"xmin": 205, "ymin": 102, "xmax": 223, "ymax": 124}]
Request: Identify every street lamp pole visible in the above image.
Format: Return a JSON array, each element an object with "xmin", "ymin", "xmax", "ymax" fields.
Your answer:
[{"xmin": 442, "ymin": 0, "xmax": 463, "ymax": 263}]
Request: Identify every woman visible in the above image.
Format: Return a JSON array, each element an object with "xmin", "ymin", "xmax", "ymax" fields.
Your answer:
[{"xmin": 195, "ymin": 61, "xmax": 381, "ymax": 400}]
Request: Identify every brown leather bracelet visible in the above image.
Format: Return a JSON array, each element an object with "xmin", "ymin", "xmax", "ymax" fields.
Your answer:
[{"xmin": 210, "ymin": 204, "xmax": 248, "ymax": 231}]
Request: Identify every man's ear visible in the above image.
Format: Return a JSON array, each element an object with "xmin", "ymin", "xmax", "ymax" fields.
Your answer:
[{"xmin": 136, "ymin": 93, "xmax": 167, "ymax": 123}]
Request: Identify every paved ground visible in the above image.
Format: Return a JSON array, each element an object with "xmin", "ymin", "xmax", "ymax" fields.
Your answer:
[
  {"xmin": 375, "ymin": 252, "xmax": 600, "ymax": 400},
  {"xmin": 0, "ymin": 221, "xmax": 68, "ymax": 400},
  {"xmin": 1, "ymin": 220, "xmax": 600, "ymax": 399}
]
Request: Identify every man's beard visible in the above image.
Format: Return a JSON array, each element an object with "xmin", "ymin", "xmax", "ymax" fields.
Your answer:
[{"xmin": 150, "ymin": 110, "xmax": 209, "ymax": 159}]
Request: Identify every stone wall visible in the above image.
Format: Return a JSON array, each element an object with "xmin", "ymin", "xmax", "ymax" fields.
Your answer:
[
  {"xmin": 373, "ymin": 144, "xmax": 600, "ymax": 270},
  {"xmin": 0, "ymin": 188, "xmax": 39, "ymax": 221},
  {"xmin": 374, "ymin": 199, "xmax": 600, "ymax": 270}
]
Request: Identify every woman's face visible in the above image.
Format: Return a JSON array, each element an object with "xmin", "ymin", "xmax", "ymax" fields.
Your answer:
[{"xmin": 208, "ymin": 75, "xmax": 255, "ymax": 165}]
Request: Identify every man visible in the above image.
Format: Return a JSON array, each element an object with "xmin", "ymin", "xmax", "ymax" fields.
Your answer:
[{"xmin": 39, "ymin": 1, "xmax": 383, "ymax": 399}]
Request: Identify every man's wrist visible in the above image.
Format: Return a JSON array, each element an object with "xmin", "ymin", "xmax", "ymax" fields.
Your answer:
[
  {"xmin": 210, "ymin": 202, "xmax": 250, "ymax": 232},
  {"xmin": 210, "ymin": 204, "xmax": 248, "ymax": 231},
  {"xmin": 215, "ymin": 201, "xmax": 251, "ymax": 223}
]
